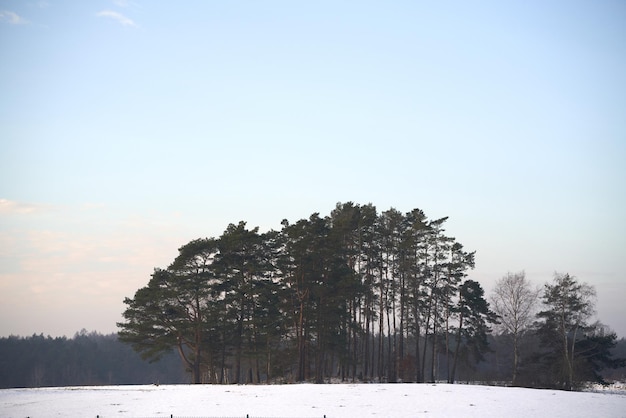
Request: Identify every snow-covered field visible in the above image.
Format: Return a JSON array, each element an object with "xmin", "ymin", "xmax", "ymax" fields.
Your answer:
[{"xmin": 1, "ymin": 383, "xmax": 625, "ymax": 418}]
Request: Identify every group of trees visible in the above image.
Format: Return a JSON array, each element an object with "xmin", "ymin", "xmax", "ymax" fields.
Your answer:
[
  {"xmin": 2, "ymin": 202, "xmax": 623, "ymax": 390},
  {"xmin": 489, "ymin": 272, "xmax": 624, "ymax": 390},
  {"xmin": 0, "ymin": 330, "xmax": 186, "ymax": 388},
  {"xmin": 117, "ymin": 202, "xmax": 623, "ymax": 389},
  {"xmin": 119, "ymin": 202, "xmax": 497, "ymax": 385}
]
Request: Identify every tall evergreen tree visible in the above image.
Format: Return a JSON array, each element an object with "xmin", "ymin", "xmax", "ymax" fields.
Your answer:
[
  {"xmin": 118, "ymin": 238, "xmax": 219, "ymax": 384},
  {"xmin": 378, "ymin": 208, "xmax": 403, "ymax": 382},
  {"xmin": 421, "ymin": 216, "xmax": 452, "ymax": 382},
  {"xmin": 450, "ymin": 279, "xmax": 497, "ymax": 383},
  {"xmin": 213, "ymin": 222, "xmax": 274, "ymax": 383},
  {"xmin": 536, "ymin": 273, "xmax": 596, "ymax": 390},
  {"xmin": 443, "ymin": 242, "xmax": 475, "ymax": 382}
]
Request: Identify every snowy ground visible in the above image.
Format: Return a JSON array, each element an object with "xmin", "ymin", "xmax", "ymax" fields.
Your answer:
[{"xmin": 1, "ymin": 383, "xmax": 625, "ymax": 418}]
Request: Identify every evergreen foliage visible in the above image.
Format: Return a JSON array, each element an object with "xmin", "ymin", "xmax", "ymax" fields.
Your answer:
[
  {"xmin": 449, "ymin": 280, "xmax": 498, "ymax": 383},
  {"xmin": 527, "ymin": 273, "xmax": 624, "ymax": 390},
  {"xmin": 119, "ymin": 202, "xmax": 488, "ymax": 384}
]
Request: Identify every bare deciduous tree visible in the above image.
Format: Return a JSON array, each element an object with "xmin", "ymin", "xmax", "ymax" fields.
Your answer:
[{"xmin": 490, "ymin": 271, "xmax": 540, "ymax": 384}]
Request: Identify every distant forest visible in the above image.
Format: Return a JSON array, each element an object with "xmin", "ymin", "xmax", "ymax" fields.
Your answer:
[{"xmin": 0, "ymin": 331, "xmax": 187, "ymax": 388}]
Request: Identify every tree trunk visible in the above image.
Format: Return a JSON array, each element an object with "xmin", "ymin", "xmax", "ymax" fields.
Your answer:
[
  {"xmin": 399, "ymin": 273, "xmax": 405, "ymax": 381},
  {"xmin": 364, "ymin": 294, "xmax": 371, "ymax": 380},
  {"xmin": 414, "ymin": 318, "xmax": 422, "ymax": 383},
  {"xmin": 430, "ymin": 319, "xmax": 437, "ymax": 383},
  {"xmin": 560, "ymin": 308, "xmax": 572, "ymax": 390},
  {"xmin": 297, "ymin": 303, "xmax": 306, "ymax": 382},
  {"xmin": 421, "ymin": 301, "xmax": 431, "ymax": 383},
  {"xmin": 512, "ymin": 331, "xmax": 519, "ymax": 385},
  {"xmin": 176, "ymin": 336, "xmax": 201, "ymax": 384},
  {"xmin": 391, "ymin": 286, "xmax": 397, "ymax": 383},
  {"xmin": 266, "ymin": 334, "xmax": 272, "ymax": 383},
  {"xmin": 450, "ymin": 311, "xmax": 464, "ymax": 384},
  {"xmin": 378, "ymin": 267, "xmax": 385, "ymax": 381},
  {"xmin": 235, "ymin": 314, "xmax": 243, "ymax": 384},
  {"xmin": 387, "ymin": 301, "xmax": 392, "ymax": 382}
]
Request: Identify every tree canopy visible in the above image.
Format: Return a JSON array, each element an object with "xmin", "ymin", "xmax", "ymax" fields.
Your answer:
[
  {"xmin": 118, "ymin": 202, "xmax": 623, "ymax": 388},
  {"xmin": 119, "ymin": 202, "xmax": 487, "ymax": 384},
  {"xmin": 531, "ymin": 273, "xmax": 624, "ymax": 390}
]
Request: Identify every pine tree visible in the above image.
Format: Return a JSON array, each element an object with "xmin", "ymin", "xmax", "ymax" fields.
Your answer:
[
  {"xmin": 536, "ymin": 273, "xmax": 596, "ymax": 390},
  {"xmin": 118, "ymin": 238, "xmax": 220, "ymax": 384},
  {"xmin": 450, "ymin": 279, "xmax": 497, "ymax": 383}
]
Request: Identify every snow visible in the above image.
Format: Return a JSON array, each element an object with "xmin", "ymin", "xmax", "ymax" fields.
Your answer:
[{"xmin": 1, "ymin": 383, "xmax": 625, "ymax": 418}]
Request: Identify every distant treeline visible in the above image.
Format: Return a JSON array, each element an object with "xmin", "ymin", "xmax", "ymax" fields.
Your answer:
[
  {"xmin": 0, "ymin": 330, "xmax": 624, "ymax": 389},
  {"xmin": 0, "ymin": 330, "xmax": 187, "ymax": 388},
  {"xmin": 485, "ymin": 333, "xmax": 626, "ymax": 385}
]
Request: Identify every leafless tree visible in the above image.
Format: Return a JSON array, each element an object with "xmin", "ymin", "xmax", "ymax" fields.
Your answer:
[{"xmin": 490, "ymin": 271, "xmax": 540, "ymax": 384}]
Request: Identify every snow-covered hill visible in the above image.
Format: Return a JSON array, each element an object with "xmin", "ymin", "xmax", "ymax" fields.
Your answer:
[{"xmin": 1, "ymin": 383, "xmax": 625, "ymax": 417}]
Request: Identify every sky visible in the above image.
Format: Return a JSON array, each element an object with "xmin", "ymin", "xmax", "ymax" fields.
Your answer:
[{"xmin": 1, "ymin": 0, "xmax": 625, "ymax": 338}]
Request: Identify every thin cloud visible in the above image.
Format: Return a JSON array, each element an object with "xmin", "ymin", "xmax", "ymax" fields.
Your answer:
[
  {"xmin": 81, "ymin": 202, "xmax": 107, "ymax": 211},
  {"xmin": 97, "ymin": 10, "xmax": 136, "ymax": 27},
  {"xmin": 0, "ymin": 10, "xmax": 28, "ymax": 24},
  {"xmin": 0, "ymin": 199, "xmax": 44, "ymax": 214}
]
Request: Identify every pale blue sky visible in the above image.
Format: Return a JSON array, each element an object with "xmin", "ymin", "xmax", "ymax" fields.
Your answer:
[{"xmin": 1, "ymin": 0, "xmax": 625, "ymax": 337}]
